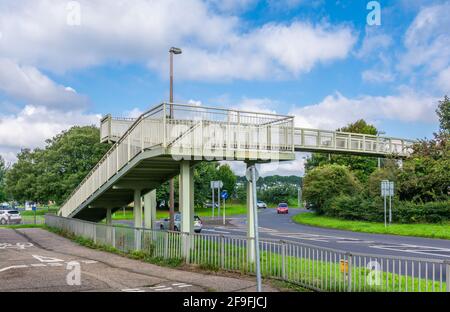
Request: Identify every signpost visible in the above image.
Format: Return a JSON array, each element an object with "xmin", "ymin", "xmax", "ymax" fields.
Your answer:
[
  {"xmin": 32, "ymin": 204, "xmax": 37, "ymax": 225},
  {"xmin": 221, "ymin": 190, "xmax": 228, "ymax": 225},
  {"xmin": 381, "ymin": 180, "xmax": 394, "ymax": 227},
  {"xmin": 246, "ymin": 165, "xmax": 261, "ymax": 292},
  {"xmin": 210, "ymin": 181, "xmax": 223, "ymax": 218}
]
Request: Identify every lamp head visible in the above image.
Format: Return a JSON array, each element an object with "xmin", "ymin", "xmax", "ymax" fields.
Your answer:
[{"xmin": 169, "ymin": 47, "xmax": 182, "ymax": 54}]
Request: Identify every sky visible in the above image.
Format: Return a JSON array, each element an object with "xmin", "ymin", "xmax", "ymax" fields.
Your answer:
[{"xmin": 0, "ymin": 0, "xmax": 449, "ymax": 176}]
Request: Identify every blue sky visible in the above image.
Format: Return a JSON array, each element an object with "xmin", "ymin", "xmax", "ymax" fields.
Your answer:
[{"xmin": 0, "ymin": 0, "xmax": 449, "ymax": 175}]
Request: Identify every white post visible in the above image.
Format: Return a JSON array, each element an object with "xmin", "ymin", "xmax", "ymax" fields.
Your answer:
[
  {"xmin": 134, "ymin": 189, "xmax": 142, "ymax": 251},
  {"xmin": 180, "ymin": 161, "xmax": 194, "ymax": 234},
  {"xmin": 246, "ymin": 163, "xmax": 256, "ymax": 263},
  {"xmin": 180, "ymin": 161, "xmax": 194, "ymax": 260},
  {"xmin": 250, "ymin": 165, "xmax": 262, "ymax": 292},
  {"xmin": 144, "ymin": 190, "xmax": 156, "ymax": 229}
]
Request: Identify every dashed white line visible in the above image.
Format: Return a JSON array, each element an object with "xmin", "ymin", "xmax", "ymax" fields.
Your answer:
[
  {"xmin": 0, "ymin": 265, "xmax": 28, "ymax": 272},
  {"xmin": 122, "ymin": 288, "xmax": 145, "ymax": 292},
  {"xmin": 154, "ymin": 287, "xmax": 172, "ymax": 291}
]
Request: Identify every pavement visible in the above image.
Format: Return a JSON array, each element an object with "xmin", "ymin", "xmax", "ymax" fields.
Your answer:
[
  {"xmin": 200, "ymin": 208, "xmax": 450, "ymax": 261},
  {"xmin": 0, "ymin": 227, "xmax": 278, "ymax": 292}
]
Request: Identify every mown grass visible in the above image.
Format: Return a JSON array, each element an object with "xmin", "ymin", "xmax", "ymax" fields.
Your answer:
[
  {"xmin": 112, "ymin": 203, "xmax": 249, "ymax": 221},
  {"xmin": 292, "ymin": 213, "xmax": 450, "ymax": 240}
]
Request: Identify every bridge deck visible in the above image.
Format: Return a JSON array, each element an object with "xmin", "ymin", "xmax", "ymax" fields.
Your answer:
[{"xmin": 60, "ymin": 103, "xmax": 414, "ymax": 221}]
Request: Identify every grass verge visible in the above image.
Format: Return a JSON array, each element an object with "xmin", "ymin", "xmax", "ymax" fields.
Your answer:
[{"xmin": 292, "ymin": 212, "xmax": 450, "ymax": 240}]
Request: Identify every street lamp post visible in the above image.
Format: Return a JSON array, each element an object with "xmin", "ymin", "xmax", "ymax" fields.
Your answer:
[{"xmin": 169, "ymin": 47, "xmax": 182, "ymax": 231}]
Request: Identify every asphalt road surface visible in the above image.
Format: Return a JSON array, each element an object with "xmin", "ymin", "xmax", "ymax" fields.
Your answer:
[
  {"xmin": 0, "ymin": 227, "xmax": 276, "ymax": 292},
  {"xmin": 202, "ymin": 209, "xmax": 450, "ymax": 261}
]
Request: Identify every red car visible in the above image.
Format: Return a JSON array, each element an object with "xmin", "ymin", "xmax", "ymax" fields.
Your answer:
[{"xmin": 276, "ymin": 203, "xmax": 289, "ymax": 214}]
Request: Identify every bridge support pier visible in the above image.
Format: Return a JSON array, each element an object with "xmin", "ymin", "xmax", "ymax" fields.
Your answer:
[
  {"xmin": 106, "ymin": 208, "xmax": 112, "ymax": 225},
  {"xmin": 246, "ymin": 162, "xmax": 256, "ymax": 263},
  {"xmin": 143, "ymin": 190, "xmax": 156, "ymax": 229},
  {"xmin": 134, "ymin": 189, "xmax": 142, "ymax": 250},
  {"xmin": 179, "ymin": 160, "xmax": 194, "ymax": 259}
]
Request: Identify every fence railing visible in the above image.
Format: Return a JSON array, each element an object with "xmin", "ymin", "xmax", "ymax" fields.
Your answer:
[
  {"xmin": 293, "ymin": 128, "xmax": 414, "ymax": 157},
  {"xmin": 60, "ymin": 103, "xmax": 294, "ymax": 218},
  {"xmin": 45, "ymin": 215, "xmax": 449, "ymax": 292}
]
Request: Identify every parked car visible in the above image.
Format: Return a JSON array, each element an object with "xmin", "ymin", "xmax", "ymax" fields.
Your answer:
[
  {"xmin": 159, "ymin": 212, "xmax": 203, "ymax": 233},
  {"xmin": 276, "ymin": 203, "xmax": 289, "ymax": 214},
  {"xmin": 305, "ymin": 202, "xmax": 315, "ymax": 210},
  {"xmin": 203, "ymin": 202, "xmax": 219, "ymax": 209},
  {"xmin": 256, "ymin": 201, "xmax": 267, "ymax": 209},
  {"xmin": 0, "ymin": 210, "xmax": 22, "ymax": 225}
]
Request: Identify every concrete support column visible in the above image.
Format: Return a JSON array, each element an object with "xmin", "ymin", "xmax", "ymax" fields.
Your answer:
[
  {"xmin": 134, "ymin": 189, "xmax": 143, "ymax": 227},
  {"xmin": 106, "ymin": 208, "xmax": 112, "ymax": 225},
  {"xmin": 143, "ymin": 189, "xmax": 157, "ymax": 229},
  {"xmin": 246, "ymin": 162, "xmax": 256, "ymax": 263},
  {"xmin": 179, "ymin": 161, "xmax": 194, "ymax": 260},
  {"xmin": 179, "ymin": 160, "xmax": 194, "ymax": 234},
  {"xmin": 134, "ymin": 189, "xmax": 142, "ymax": 250}
]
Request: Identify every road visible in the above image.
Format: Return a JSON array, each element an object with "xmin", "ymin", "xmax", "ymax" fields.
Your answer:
[
  {"xmin": 114, "ymin": 209, "xmax": 450, "ymax": 260},
  {"xmin": 0, "ymin": 227, "xmax": 277, "ymax": 292},
  {"xmin": 202, "ymin": 209, "xmax": 450, "ymax": 261}
]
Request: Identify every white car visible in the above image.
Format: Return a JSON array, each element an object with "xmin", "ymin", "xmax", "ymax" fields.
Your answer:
[
  {"xmin": 256, "ymin": 201, "xmax": 267, "ymax": 209},
  {"xmin": 0, "ymin": 210, "xmax": 22, "ymax": 225},
  {"xmin": 159, "ymin": 213, "xmax": 203, "ymax": 233}
]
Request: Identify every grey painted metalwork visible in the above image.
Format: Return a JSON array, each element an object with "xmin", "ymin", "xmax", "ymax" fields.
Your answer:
[{"xmin": 46, "ymin": 215, "xmax": 448, "ymax": 292}]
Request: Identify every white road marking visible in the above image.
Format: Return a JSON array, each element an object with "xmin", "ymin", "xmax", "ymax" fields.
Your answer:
[
  {"xmin": 148, "ymin": 285, "xmax": 168, "ymax": 289},
  {"xmin": 0, "ymin": 242, "xmax": 33, "ymax": 250},
  {"xmin": 122, "ymin": 288, "xmax": 145, "ymax": 292},
  {"xmin": 81, "ymin": 260, "xmax": 98, "ymax": 264},
  {"xmin": 30, "ymin": 263, "xmax": 46, "ymax": 267},
  {"xmin": 370, "ymin": 244, "xmax": 450, "ymax": 258},
  {"xmin": 203, "ymin": 229, "xmax": 230, "ymax": 234},
  {"xmin": 0, "ymin": 265, "xmax": 28, "ymax": 272},
  {"xmin": 47, "ymin": 263, "xmax": 63, "ymax": 266},
  {"xmin": 32, "ymin": 255, "xmax": 64, "ymax": 263},
  {"xmin": 336, "ymin": 240, "xmax": 375, "ymax": 244},
  {"xmin": 177, "ymin": 285, "xmax": 192, "ymax": 288},
  {"xmin": 154, "ymin": 287, "xmax": 172, "ymax": 291}
]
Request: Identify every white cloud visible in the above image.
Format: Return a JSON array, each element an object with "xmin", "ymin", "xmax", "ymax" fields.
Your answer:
[
  {"xmin": 400, "ymin": 2, "xmax": 450, "ymax": 75},
  {"xmin": 355, "ymin": 30, "xmax": 392, "ymax": 59},
  {"xmin": 207, "ymin": 0, "xmax": 258, "ymax": 13},
  {"xmin": 0, "ymin": 58, "xmax": 88, "ymax": 110},
  {"xmin": 0, "ymin": 0, "xmax": 356, "ymax": 80},
  {"xmin": 0, "ymin": 105, "xmax": 101, "ymax": 162},
  {"xmin": 290, "ymin": 89, "xmax": 438, "ymax": 130},
  {"xmin": 436, "ymin": 66, "xmax": 450, "ymax": 93},
  {"xmin": 362, "ymin": 70, "xmax": 394, "ymax": 83}
]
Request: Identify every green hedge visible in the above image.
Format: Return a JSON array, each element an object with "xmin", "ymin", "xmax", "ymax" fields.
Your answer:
[{"xmin": 327, "ymin": 195, "xmax": 450, "ymax": 224}]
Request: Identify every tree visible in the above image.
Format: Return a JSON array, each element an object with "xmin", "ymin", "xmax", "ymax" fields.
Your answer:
[
  {"xmin": 6, "ymin": 126, "xmax": 111, "ymax": 205},
  {"xmin": 0, "ymin": 155, "xmax": 8, "ymax": 202},
  {"xmin": 302, "ymin": 164, "xmax": 361, "ymax": 214},
  {"xmin": 437, "ymin": 95, "xmax": 450, "ymax": 134},
  {"xmin": 305, "ymin": 119, "xmax": 379, "ymax": 182}
]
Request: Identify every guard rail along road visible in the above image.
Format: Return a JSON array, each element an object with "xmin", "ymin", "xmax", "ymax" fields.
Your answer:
[{"xmin": 46, "ymin": 215, "xmax": 449, "ymax": 292}]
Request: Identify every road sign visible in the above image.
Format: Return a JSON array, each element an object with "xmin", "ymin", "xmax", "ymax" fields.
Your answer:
[
  {"xmin": 221, "ymin": 190, "xmax": 228, "ymax": 200},
  {"xmin": 245, "ymin": 166, "xmax": 259, "ymax": 182},
  {"xmin": 210, "ymin": 181, "xmax": 223, "ymax": 189}
]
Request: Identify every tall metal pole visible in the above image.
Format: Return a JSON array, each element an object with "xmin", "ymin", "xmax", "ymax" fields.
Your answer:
[
  {"xmin": 169, "ymin": 51, "xmax": 175, "ymax": 231},
  {"xmin": 384, "ymin": 194, "xmax": 387, "ymax": 228},
  {"xmin": 212, "ymin": 187, "xmax": 215, "ymax": 218},
  {"xmin": 389, "ymin": 193, "xmax": 392, "ymax": 224},
  {"xmin": 217, "ymin": 185, "xmax": 221, "ymax": 218},
  {"xmin": 251, "ymin": 166, "xmax": 262, "ymax": 292}
]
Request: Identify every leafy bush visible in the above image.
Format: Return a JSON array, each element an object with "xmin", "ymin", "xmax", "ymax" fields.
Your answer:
[
  {"xmin": 328, "ymin": 195, "xmax": 450, "ymax": 224},
  {"xmin": 302, "ymin": 164, "xmax": 361, "ymax": 214}
]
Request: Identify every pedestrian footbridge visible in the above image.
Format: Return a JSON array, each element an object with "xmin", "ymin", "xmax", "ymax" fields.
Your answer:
[{"xmin": 58, "ymin": 103, "xmax": 414, "ymax": 239}]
